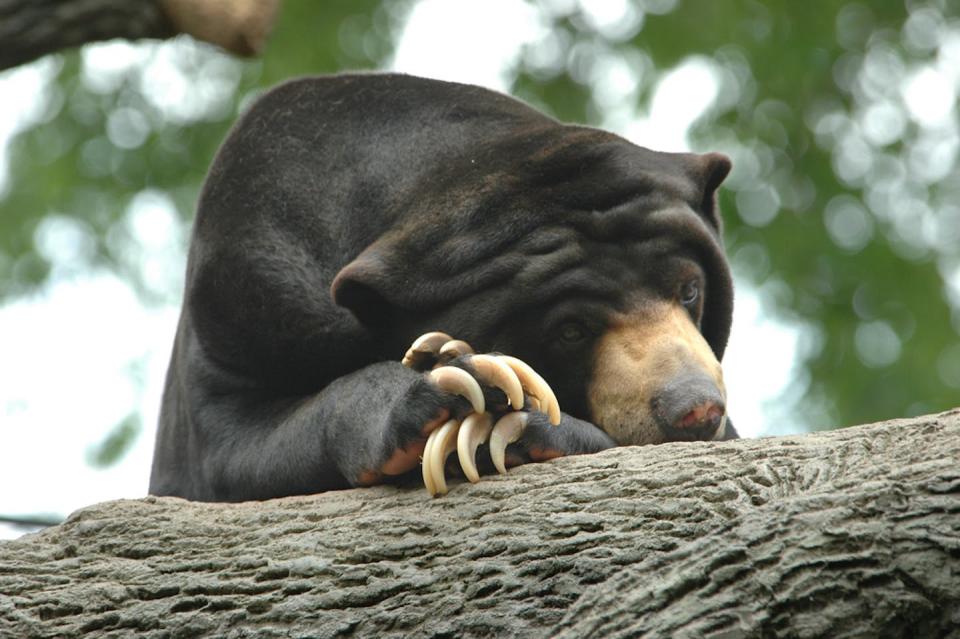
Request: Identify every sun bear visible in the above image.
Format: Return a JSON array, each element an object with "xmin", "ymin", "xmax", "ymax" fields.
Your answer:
[{"xmin": 149, "ymin": 73, "xmax": 737, "ymax": 501}]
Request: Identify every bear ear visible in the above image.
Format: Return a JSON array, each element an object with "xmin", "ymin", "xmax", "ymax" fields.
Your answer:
[
  {"xmin": 331, "ymin": 246, "xmax": 393, "ymax": 327},
  {"xmin": 686, "ymin": 152, "xmax": 732, "ymax": 232},
  {"xmin": 698, "ymin": 152, "xmax": 732, "ymax": 194}
]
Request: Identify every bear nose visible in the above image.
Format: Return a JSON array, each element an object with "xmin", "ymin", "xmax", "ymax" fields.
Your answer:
[{"xmin": 651, "ymin": 374, "xmax": 726, "ymax": 441}]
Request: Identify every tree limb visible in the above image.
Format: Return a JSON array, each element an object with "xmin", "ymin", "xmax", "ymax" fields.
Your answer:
[
  {"xmin": 1, "ymin": 409, "xmax": 958, "ymax": 637},
  {"xmin": 0, "ymin": 0, "xmax": 279, "ymax": 71}
]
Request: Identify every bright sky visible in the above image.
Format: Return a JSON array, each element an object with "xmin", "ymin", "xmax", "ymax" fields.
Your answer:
[{"xmin": 0, "ymin": 0, "xmax": 804, "ymax": 538}]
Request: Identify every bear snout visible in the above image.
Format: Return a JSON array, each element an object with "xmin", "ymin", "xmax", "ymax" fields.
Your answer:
[
  {"xmin": 650, "ymin": 372, "xmax": 727, "ymax": 441},
  {"xmin": 588, "ymin": 302, "xmax": 729, "ymax": 446}
]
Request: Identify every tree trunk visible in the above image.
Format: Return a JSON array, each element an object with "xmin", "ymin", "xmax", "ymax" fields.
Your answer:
[
  {"xmin": 2, "ymin": 409, "xmax": 959, "ymax": 638},
  {"xmin": 0, "ymin": 0, "xmax": 279, "ymax": 71}
]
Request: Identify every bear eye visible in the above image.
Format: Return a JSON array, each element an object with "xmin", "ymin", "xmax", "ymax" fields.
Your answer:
[
  {"xmin": 679, "ymin": 280, "xmax": 700, "ymax": 307},
  {"xmin": 558, "ymin": 322, "xmax": 586, "ymax": 344}
]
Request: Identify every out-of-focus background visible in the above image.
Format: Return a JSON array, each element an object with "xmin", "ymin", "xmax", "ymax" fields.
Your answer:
[{"xmin": 1, "ymin": 0, "xmax": 958, "ymax": 536}]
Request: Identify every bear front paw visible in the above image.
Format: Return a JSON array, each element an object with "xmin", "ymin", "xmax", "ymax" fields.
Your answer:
[{"xmin": 401, "ymin": 331, "xmax": 560, "ymax": 496}]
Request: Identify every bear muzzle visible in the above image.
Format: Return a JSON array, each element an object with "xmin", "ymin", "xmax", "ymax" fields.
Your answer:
[{"xmin": 588, "ymin": 303, "xmax": 728, "ymax": 445}]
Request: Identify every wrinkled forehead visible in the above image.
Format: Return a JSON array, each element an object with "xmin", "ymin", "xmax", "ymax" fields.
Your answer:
[
  {"xmin": 392, "ymin": 130, "xmax": 719, "ymax": 252},
  {"xmin": 512, "ymin": 203, "xmax": 725, "ymax": 300},
  {"xmin": 386, "ymin": 199, "xmax": 724, "ymax": 314},
  {"xmin": 386, "ymin": 136, "xmax": 724, "ymax": 294},
  {"xmin": 512, "ymin": 129, "xmax": 712, "ymax": 217},
  {"xmin": 563, "ymin": 202, "xmax": 721, "ymax": 256},
  {"xmin": 373, "ymin": 123, "xmax": 732, "ymax": 350}
]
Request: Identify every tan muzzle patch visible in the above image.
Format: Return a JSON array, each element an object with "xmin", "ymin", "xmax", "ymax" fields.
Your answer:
[{"xmin": 588, "ymin": 303, "xmax": 727, "ymax": 445}]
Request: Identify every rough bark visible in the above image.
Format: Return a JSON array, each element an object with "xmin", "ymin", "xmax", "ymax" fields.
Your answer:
[
  {"xmin": 1, "ymin": 409, "xmax": 959, "ymax": 638},
  {"xmin": 0, "ymin": 0, "xmax": 279, "ymax": 71}
]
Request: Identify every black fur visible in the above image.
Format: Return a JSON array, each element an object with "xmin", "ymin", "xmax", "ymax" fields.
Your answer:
[{"xmin": 150, "ymin": 74, "xmax": 734, "ymax": 501}]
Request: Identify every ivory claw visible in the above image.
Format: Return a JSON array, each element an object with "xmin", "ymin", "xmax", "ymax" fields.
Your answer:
[
  {"xmin": 498, "ymin": 356, "xmax": 561, "ymax": 425},
  {"xmin": 489, "ymin": 412, "xmax": 529, "ymax": 475},
  {"xmin": 438, "ymin": 339, "xmax": 474, "ymax": 361},
  {"xmin": 424, "ymin": 418, "xmax": 460, "ymax": 496},
  {"xmin": 457, "ymin": 412, "xmax": 494, "ymax": 483},
  {"xmin": 422, "ymin": 426, "xmax": 440, "ymax": 496},
  {"xmin": 469, "ymin": 354, "xmax": 525, "ymax": 410},
  {"xmin": 403, "ymin": 331, "xmax": 453, "ymax": 369},
  {"xmin": 429, "ymin": 366, "xmax": 485, "ymax": 414}
]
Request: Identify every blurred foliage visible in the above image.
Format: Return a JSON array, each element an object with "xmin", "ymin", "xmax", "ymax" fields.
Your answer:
[
  {"xmin": 0, "ymin": 0, "xmax": 958, "ymax": 444},
  {"xmin": 85, "ymin": 411, "xmax": 140, "ymax": 468},
  {"xmin": 0, "ymin": 0, "xmax": 386, "ymax": 302}
]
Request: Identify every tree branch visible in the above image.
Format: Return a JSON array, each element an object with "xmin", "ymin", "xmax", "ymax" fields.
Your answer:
[
  {"xmin": 1, "ymin": 409, "xmax": 958, "ymax": 637},
  {"xmin": 0, "ymin": 0, "xmax": 279, "ymax": 71}
]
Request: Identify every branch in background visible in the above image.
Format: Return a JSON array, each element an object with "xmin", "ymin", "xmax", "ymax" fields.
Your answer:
[
  {"xmin": 1, "ymin": 409, "xmax": 958, "ymax": 637},
  {"xmin": 158, "ymin": 0, "xmax": 280, "ymax": 57},
  {"xmin": 0, "ymin": 0, "xmax": 280, "ymax": 71},
  {"xmin": 0, "ymin": 514, "xmax": 62, "ymax": 529}
]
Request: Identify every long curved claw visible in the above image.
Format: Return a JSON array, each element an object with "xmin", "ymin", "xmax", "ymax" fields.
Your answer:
[
  {"xmin": 498, "ymin": 356, "xmax": 561, "ymax": 425},
  {"xmin": 422, "ymin": 425, "xmax": 440, "ymax": 496},
  {"xmin": 468, "ymin": 354, "xmax": 525, "ymax": 410},
  {"xmin": 403, "ymin": 332, "xmax": 454, "ymax": 370},
  {"xmin": 438, "ymin": 339, "xmax": 474, "ymax": 363},
  {"xmin": 422, "ymin": 418, "xmax": 461, "ymax": 496},
  {"xmin": 429, "ymin": 366, "xmax": 485, "ymax": 414},
  {"xmin": 489, "ymin": 412, "xmax": 529, "ymax": 475},
  {"xmin": 457, "ymin": 412, "xmax": 494, "ymax": 483}
]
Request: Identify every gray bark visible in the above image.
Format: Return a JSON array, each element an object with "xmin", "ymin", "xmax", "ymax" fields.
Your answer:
[
  {"xmin": 1, "ymin": 409, "xmax": 959, "ymax": 638},
  {"xmin": 0, "ymin": 0, "xmax": 279, "ymax": 71}
]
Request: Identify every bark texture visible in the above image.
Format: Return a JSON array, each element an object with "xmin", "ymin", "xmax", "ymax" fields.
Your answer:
[
  {"xmin": 1, "ymin": 409, "xmax": 959, "ymax": 638},
  {"xmin": 0, "ymin": 0, "xmax": 279, "ymax": 70}
]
